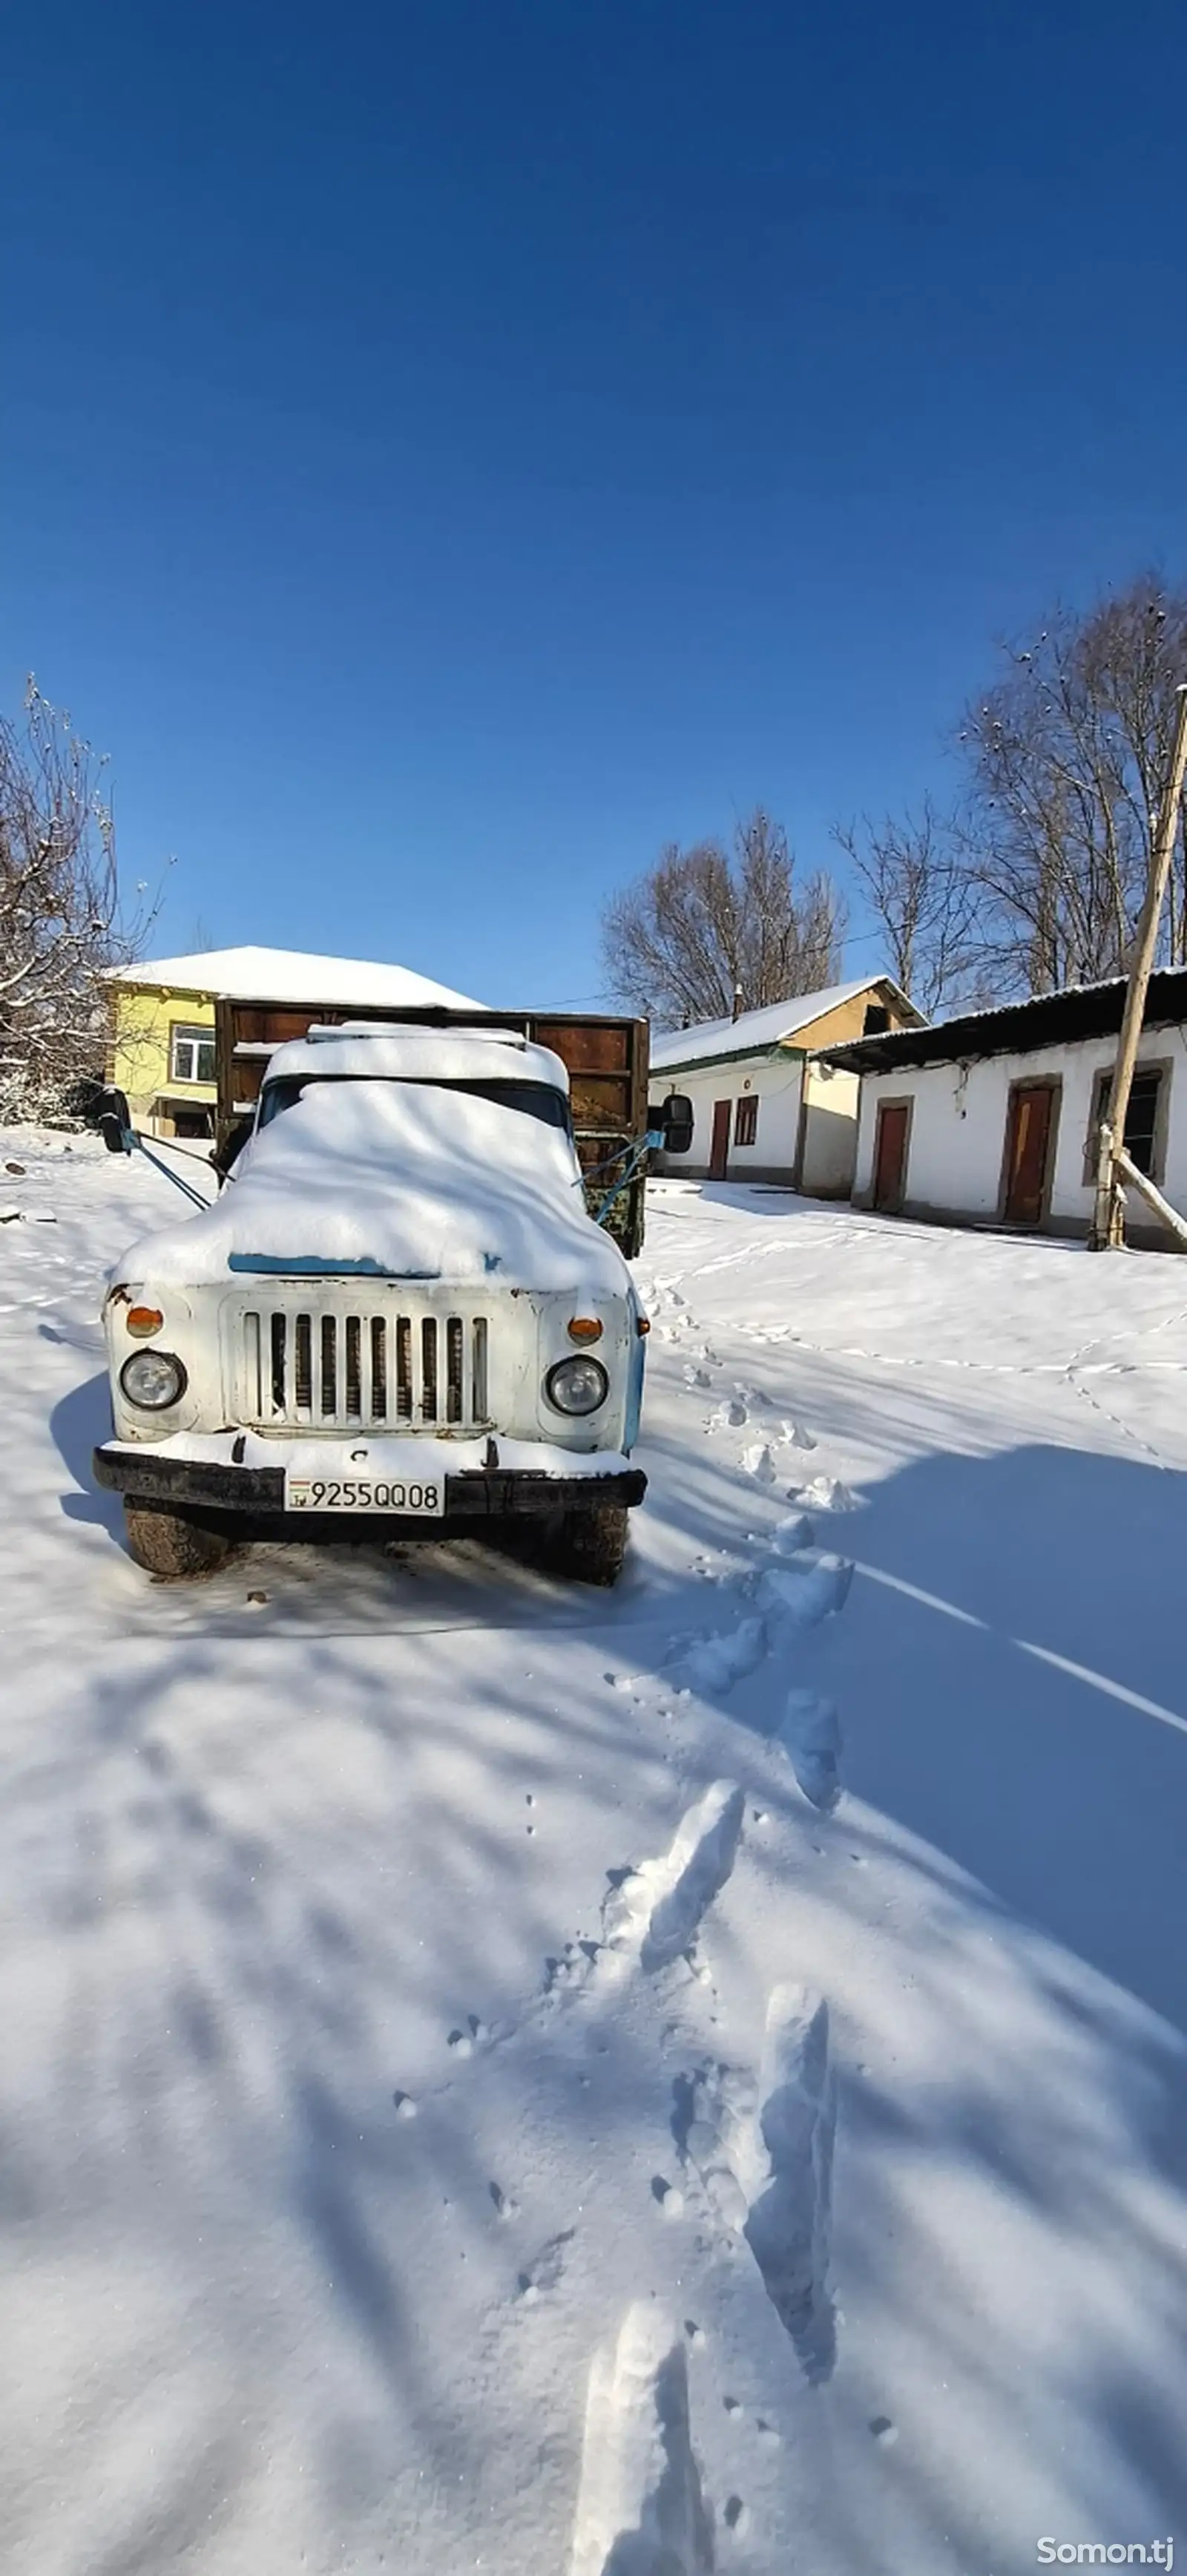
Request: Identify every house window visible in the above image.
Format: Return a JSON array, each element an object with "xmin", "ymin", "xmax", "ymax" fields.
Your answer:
[
  {"xmin": 170, "ymin": 1023, "xmax": 216, "ymax": 1085},
  {"xmin": 734, "ymin": 1094, "xmax": 758, "ymax": 1147},
  {"xmin": 1086, "ymin": 1065, "xmax": 1167, "ymax": 1181},
  {"xmin": 863, "ymin": 1004, "xmax": 890, "ymax": 1035}
]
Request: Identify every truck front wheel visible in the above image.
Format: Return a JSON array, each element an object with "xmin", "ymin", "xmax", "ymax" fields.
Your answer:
[
  {"xmin": 548, "ymin": 1500, "xmax": 630, "ymax": 1587},
  {"xmin": 123, "ymin": 1498, "xmax": 235, "ymax": 1580}
]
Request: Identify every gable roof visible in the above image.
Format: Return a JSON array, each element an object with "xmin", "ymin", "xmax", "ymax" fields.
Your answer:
[
  {"xmin": 107, "ymin": 944, "xmax": 481, "ymax": 1011},
  {"xmin": 819, "ymin": 966, "xmax": 1187, "ymax": 1077},
  {"xmin": 649, "ymin": 975, "xmax": 920, "ymax": 1075}
]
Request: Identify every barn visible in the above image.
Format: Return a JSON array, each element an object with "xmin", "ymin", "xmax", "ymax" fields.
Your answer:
[{"xmin": 823, "ymin": 967, "xmax": 1187, "ymax": 1251}]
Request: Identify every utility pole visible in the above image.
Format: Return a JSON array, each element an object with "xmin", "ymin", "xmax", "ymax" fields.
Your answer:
[{"xmin": 1089, "ymin": 682, "xmax": 1187, "ymax": 1249}]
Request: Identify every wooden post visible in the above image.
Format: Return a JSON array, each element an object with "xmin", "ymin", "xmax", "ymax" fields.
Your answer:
[
  {"xmin": 1089, "ymin": 682, "xmax": 1187, "ymax": 1248},
  {"xmin": 1114, "ymin": 1141, "xmax": 1187, "ymax": 1250}
]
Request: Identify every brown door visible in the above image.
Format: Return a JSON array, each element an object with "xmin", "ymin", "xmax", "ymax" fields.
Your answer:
[
  {"xmin": 872, "ymin": 1101, "xmax": 910, "ymax": 1211},
  {"xmin": 1002, "ymin": 1082, "xmax": 1056, "ymax": 1226},
  {"xmin": 709, "ymin": 1098, "xmax": 732, "ymax": 1180}
]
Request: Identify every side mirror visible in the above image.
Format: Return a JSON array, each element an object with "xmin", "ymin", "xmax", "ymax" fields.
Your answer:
[
  {"xmin": 97, "ymin": 1088, "xmax": 133, "ymax": 1154},
  {"xmin": 659, "ymin": 1093, "xmax": 694, "ymax": 1155}
]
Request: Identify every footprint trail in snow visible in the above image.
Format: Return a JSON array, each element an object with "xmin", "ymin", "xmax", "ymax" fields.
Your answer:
[
  {"xmin": 681, "ymin": 1986, "xmax": 837, "ymax": 2384},
  {"xmin": 570, "ymin": 2304, "xmax": 716, "ymax": 2576},
  {"xmin": 602, "ymin": 1780, "xmax": 746, "ymax": 1976}
]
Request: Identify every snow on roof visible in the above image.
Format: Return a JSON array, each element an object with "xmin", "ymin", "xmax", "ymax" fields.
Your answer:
[
  {"xmin": 107, "ymin": 945, "xmax": 481, "ymax": 1011},
  {"xmin": 648, "ymin": 977, "xmax": 915, "ymax": 1074}
]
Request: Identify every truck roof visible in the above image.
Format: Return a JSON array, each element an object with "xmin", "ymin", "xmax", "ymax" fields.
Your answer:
[{"xmin": 260, "ymin": 1023, "xmax": 571, "ymax": 1095}]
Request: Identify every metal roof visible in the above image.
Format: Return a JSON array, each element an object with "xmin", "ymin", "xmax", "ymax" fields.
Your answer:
[{"xmin": 819, "ymin": 967, "xmax": 1187, "ymax": 1075}]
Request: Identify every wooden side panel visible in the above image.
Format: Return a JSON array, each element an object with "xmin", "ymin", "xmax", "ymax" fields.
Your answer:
[{"xmin": 533, "ymin": 1019, "xmax": 631, "ymax": 1070}]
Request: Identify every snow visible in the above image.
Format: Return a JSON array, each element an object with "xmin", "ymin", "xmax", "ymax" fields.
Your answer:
[
  {"xmin": 4, "ymin": 1141, "xmax": 1187, "ymax": 2573},
  {"xmin": 104, "ymin": 1428, "xmax": 636, "ymax": 1479},
  {"xmin": 259, "ymin": 1025, "xmax": 569, "ymax": 1090},
  {"xmin": 107, "ymin": 943, "xmax": 483, "ymax": 1009},
  {"xmin": 111, "ymin": 1077, "xmax": 631, "ymax": 1295},
  {"xmin": 650, "ymin": 979, "xmax": 916, "ymax": 1075}
]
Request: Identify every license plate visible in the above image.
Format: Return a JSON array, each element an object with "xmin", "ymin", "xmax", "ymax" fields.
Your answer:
[{"xmin": 284, "ymin": 1472, "xmax": 445, "ymax": 1515}]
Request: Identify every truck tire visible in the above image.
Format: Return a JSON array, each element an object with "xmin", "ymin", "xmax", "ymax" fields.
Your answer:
[
  {"xmin": 123, "ymin": 1498, "xmax": 235, "ymax": 1580},
  {"xmin": 548, "ymin": 1500, "xmax": 630, "ymax": 1587}
]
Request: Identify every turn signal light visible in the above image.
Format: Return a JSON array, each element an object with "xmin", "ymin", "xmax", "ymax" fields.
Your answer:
[
  {"xmin": 567, "ymin": 1316, "xmax": 603, "ymax": 1343},
  {"xmin": 126, "ymin": 1305, "xmax": 164, "ymax": 1337}
]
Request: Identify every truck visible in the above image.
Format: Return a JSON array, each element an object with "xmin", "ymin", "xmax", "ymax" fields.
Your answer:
[
  {"xmin": 214, "ymin": 995, "xmax": 651, "ymax": 1258},
  {"xmin": 92, "ymin": 1017, "xmax": 691, "ymax": 1586}
]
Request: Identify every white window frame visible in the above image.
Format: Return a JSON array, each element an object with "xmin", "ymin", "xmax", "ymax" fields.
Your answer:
[{"xmin": 170, "ymin": 1023, "xmax": 217, "ymax": 1086}]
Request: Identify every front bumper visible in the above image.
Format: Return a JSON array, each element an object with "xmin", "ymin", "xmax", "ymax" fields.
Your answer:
[{"xmin": 92, "ymin": 1436, "xmax": 646, "ymax": 1521}]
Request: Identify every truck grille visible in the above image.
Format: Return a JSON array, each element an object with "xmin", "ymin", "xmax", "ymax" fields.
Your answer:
[{"xmin": 234, "ymin": 1305, "xmax": 491, "ymax": 1431}]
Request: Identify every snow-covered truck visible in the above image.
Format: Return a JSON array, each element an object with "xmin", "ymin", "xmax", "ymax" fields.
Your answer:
[
  {"xmin": 92, "ymin": 1020, "xmax": 685, "ymax": 1585},
  {"xmin": 214, "ymin": 994, "xmax": 653, "ymax": 1258}
]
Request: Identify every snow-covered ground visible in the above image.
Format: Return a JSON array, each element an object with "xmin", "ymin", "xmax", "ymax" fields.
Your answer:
[{"xmin": 3, "ymin": 1136, "xmax": 1187, "ymax": 2575}]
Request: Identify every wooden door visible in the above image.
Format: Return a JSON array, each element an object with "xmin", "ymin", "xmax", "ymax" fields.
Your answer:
[
  {"xmin": 872, "ymin": 1101, "xmax": 910, "ymax": 1211},
  {"xmin": 1002, "ymin": 1082, "xmax": 1056, "ymax": 1226},
  {"xmin": 709, "ymin": 1099, "xmax": 732, "ymax": 1180}
]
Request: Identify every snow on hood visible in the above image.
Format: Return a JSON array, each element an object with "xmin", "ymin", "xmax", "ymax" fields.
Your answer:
[{"xmin": 113, "ymin": 1080, "xmax": 633, "ymax": 1296}]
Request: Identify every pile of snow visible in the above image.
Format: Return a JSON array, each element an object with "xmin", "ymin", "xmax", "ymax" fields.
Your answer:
[{"xmin": 111, "ymin": 1078, "xmax": 630, "ymax": 1294}]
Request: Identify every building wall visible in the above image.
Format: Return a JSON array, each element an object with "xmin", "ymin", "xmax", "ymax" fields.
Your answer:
[
  {"xmin": 799, "ymin": 1061, "xmax": 862, "ymax": 1196},
  {"xmin": 108, "ymin": 983, "xmax": 218, "ymax": 1135},
  {"xmin": 852, "ymin": 1023, "xmax": 1187, "ymax": 1245},
  {"xmin": 650, "ymin": 1052, "xmax": 806, "ymax": 1179}
]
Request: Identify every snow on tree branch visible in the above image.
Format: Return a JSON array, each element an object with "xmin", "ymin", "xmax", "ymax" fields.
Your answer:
[{"xmin": 0, "ymin": 681, "xmax": 160, "ymax": 1122}]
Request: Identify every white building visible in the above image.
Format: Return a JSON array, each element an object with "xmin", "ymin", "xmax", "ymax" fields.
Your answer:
[
  {"xmin": 825, "ymin": 969, "xmax": 1187, "ymax": 1251},
  {"xmin": 648, "ymin": 976, "xmax": 921, "ymax": 1192}
]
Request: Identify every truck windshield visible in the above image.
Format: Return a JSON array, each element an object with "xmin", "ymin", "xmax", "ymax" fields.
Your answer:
[{"xmin": 257, "ymin": 1075, "xmax": 573, "ymax": 1135}]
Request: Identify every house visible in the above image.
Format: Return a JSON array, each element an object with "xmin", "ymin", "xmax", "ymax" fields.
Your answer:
[
  {"xmin": 648, "ymin": 976, "xmax": 923, "ymax": 1192},
  {"xmin": 105, "ymin": 945, "xmax": 481, "ymax": 1138},
  {"xmin": 821, "ymin": 966, "xmax": 1187, "ymax": 1251}
]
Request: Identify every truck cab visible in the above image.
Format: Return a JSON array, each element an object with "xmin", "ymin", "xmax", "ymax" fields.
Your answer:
[{"xmin": 93, "ymin": 1022, "xmax": 650, "ymax": 1582}]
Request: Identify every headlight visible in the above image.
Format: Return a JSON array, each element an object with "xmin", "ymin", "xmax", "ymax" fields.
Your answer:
[
  {"xmin": 545, "ymin": 1355, "xmax": 609, "ymax": 1416},
  {"xmin": 119, "ymin": 1348, "xmax": 188, "ymax": 1412}
]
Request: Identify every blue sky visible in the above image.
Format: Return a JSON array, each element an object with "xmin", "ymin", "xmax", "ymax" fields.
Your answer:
[{"xmin": 5, "ymin": 1, "xmax": 1187, "ymax": 1006}]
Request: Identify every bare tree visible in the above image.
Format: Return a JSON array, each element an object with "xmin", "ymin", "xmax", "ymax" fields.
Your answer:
[
  {"xmin": 0, "ymin": 681, "xmax": 154, "ymax": 1122},
  {"xmin": 602, "ymin": 807, "xmax": 846, "ymax": 1026},
  {"xmin": 832, "ymin": 797, "xmax": 984, "ymax": 1017},
  {"xmin": 959, "ymin": 576, "xmax": 1187, "ymax": 994}
]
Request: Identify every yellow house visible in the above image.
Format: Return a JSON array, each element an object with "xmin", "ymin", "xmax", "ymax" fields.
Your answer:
[{"xmin": 105, "ymin": 945, "xmax": 481, "ymax": 1138}]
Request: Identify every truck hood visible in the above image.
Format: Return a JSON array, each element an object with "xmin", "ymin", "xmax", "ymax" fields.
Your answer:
[{"xmin": 112, "ymin": 1079, "xmax": 634, "ymax": 1297}]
